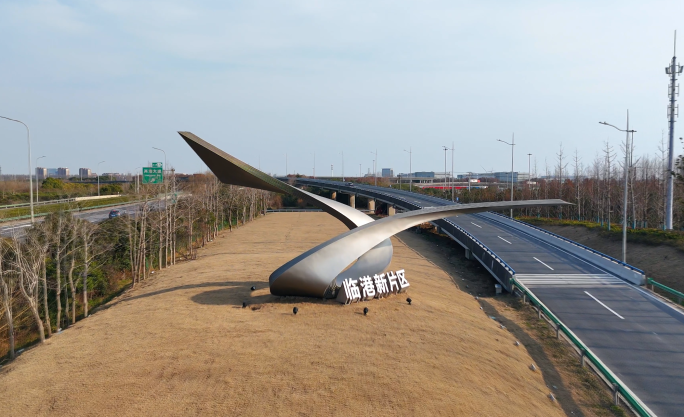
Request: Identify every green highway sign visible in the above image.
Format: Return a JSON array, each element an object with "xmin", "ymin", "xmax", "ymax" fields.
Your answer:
[
  {"xmin": 151, "ymin": 162, "xmax": 163, "ymax": 168},
  {"xmin": 143, "ymin": 166, "xmax": 163, "ymax": 184}
]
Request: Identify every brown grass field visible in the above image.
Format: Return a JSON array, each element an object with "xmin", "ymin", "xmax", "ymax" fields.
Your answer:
[{"xmin": 0, "ymin": 212, "xmax": 563, "ymax": 416}]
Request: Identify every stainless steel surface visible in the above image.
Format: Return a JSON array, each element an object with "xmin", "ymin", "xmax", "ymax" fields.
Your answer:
[
  {"xmin": 179, "ymin": 131, "xmax": 569, "ymax": 299},
  {"xmin": 269, "ymin": 199, "xmax": 568, "ymax": 298}
]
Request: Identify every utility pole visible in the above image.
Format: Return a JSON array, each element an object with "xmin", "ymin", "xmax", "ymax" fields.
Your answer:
[
  {"xmin": 528, "ymin": 153, "xmax": 532, "ymax": 190},
  {"xmin": 370, "ymin": 149, "xmax": 377, "ymax": 186},
  {"xmin": 331, "ymin": 164, "xmax": 333, "ymax": 177},
  {"xmin": 285, "ymin": 153, "xmax": 287, "ymax": 176},
  {"xmin": 442, "ymin": 146, "xmax": 449, "ymax": 198},
  {"xmin": 97, "ymin": 160, "xmax": 105, "ymax": 196},
  {"xmin": 341, "ymin": 151, "xmax": 344, "ymax": 181},
  {"xmin": 451, "ymin": 141, "xmax": 455, "ymax": 202},
  {"xmin": 666, "ymin": 30, "xmax": 683, "ymax": 230},
  {"xmin": 36, "ymin": 155, "xmax": 45, "ymax": 202},
  {"xmin": 403, "ymin": 147, "xmax": 412, "ymax": 192}
]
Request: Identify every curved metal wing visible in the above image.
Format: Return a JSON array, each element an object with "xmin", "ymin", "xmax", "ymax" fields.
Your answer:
[
  {"xmin": 269, "ymin": 199, "xmax": 570, "ymax": 297},
  {"xmin": 178, "ymin": 131, "xmax": 394, "ymax": 284},
  {"xmin": 178, "ymin": 131, "xmax": 373, "ymax": 229}
]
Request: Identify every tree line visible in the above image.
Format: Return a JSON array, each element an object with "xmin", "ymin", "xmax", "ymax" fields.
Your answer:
[
  {"xmin": 409, "ymin": 141, "xmax": 684, "ymax": 230},
  {"xmin": 0, "ymin": 173, "xmax": 273, "ymax": 361}
]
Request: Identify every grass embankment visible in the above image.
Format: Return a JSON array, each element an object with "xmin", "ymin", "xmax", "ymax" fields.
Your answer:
[
  {"xmin": 518, "ymin": 216, "xmax": 684, "ymax": 251},
  {"xmin": 0, "ymin": 196, "xmax": 134, "ymax": 220}
]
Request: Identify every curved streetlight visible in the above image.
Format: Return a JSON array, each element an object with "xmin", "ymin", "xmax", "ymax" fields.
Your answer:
[
  {"xmin": 0, "ymin": 115, "xmax": 34, "ymax": 223},
  {"xmin": 600, "ymin": 116, "xmax": 636, "ymax": 263},
  {"xmin": 497, "ymin": 135, "xmax": 515, "ymax": 218},
  {"xmin": 97, "ymin": 160, "xmax": 106, "ymax": 196},
  {"xmin": 36, "ymin": 155, "xmax": 46, "ymax": 202}
]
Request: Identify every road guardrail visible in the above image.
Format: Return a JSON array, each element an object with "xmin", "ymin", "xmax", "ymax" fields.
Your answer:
[
  {"xmin": 648, "ymin": 278, "xmax": 684, "ymax": 305},
  {"xmin": 0, "ymin": 200, "xmax": 146, "ymax": 223},
  {"xmin": 511, "ymin": 278, "xmax": 654, "ymax": 417}
]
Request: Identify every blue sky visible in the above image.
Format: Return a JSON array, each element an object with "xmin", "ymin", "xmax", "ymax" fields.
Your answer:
[{"xmin": 1, "ymin": 0, "xmax": 683, "ymax": 177}]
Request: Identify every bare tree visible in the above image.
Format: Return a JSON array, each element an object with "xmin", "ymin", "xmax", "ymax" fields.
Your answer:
[
  {"xmin": 0, "ymin": 240, "xmax": 15, "ymax": 359},
  {"xmin": 11, "ymin": 232, "xmax": 46, "ymax": 343}
]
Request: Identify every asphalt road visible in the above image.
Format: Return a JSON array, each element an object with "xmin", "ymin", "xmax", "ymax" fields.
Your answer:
[
  {"xmin": 0, "ymin": 203, "xmax": 142, "ymax": 239},
  {"xmin": 294, "ymin": 178, "xmax": 684, "ymax": 417}
]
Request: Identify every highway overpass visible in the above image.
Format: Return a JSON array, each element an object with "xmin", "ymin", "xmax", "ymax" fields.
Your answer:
[{"xmin": 288, "ymin": 177, "xmax": 684, "ymax": 417}]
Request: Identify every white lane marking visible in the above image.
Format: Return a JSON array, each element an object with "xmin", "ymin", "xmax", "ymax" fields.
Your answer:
[
  {"xmin": 1, "ymin": 224, "xmax": 32, "ymax": 231},
  {"xmin": 584, "ymin": 291, "xmax": 625, "ymax": 319},
  {"xmin": 533, "ymin": 257, "xmax": 554, "ymax": 270},
  {"xmin": 470, "ymin": 222, "xmax": 482, "ymax": 228},
  {"xmin": 497, "ymin": 236, "xmax": 512, "ymax": 244}
]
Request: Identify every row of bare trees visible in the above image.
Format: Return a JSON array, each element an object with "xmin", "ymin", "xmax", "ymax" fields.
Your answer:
[
  {"xmin": 1, "ymin": 173, "xmax": 273, "ymax": 362},
  {"xmin": 430, "ymin": 140, "xmax": 684, "ymax": 230}
]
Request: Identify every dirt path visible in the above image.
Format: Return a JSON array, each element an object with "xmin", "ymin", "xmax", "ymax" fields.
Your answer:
[{"xmin": 0, "ymin": 212, "xmax": 562, "ymax": 417}]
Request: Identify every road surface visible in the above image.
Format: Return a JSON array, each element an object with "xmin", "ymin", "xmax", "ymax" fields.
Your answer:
[{"xmin": 293, "ymin": 178, "xmax": 684, "ymax": 417}]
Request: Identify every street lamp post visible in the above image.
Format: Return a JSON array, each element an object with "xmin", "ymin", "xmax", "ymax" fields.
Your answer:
[
  {"xmin": 341, "ymin": 151, "xmax": 344, "ymax": 181},
  {"xmin": 36, "ymin": 155, "xmax": 46, "ymax": 202},
  {"xmin": 153, "ymin": 146, "xmax": 168, "ymax": 269},
  {"xmin": 600, "ymin": 112, "xmax": 636, "ymax": 263},
  {"xmin": 0, "ymin": 115, "xmax": 34, "ymax": 223},
  {"xmin": 497, "ymin": 134, "xmax": 515, "ymax": 218},
  {"xmin": 370, "ymin": 149, "xmax": 377, "ymax": 186},
  {"xmin": 441, "ymin": 146, "xmax": 449, "ymax": 199},
  {"xmin": 97, "ymin": 160, "xmax": 106, "ymax": 196},
  {"xmin": 451, "ymin": 141, "xmax": 455, "ymax": 202},
  {"xmin": 403, "ymin": 148, "xmax": 412, "ymax": 192},
  {"xmin": 135, "ymin": 167, "xmax": 142, "ymax": 194}
]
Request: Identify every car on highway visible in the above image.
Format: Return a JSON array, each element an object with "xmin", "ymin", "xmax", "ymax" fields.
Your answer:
[
  {"xmin": 347, "ymin": 182, "xmax": 354, "ymax": 186},
  {"xmin": 108, "ymin": 209, "xmax": 121, "ymax": 219}
]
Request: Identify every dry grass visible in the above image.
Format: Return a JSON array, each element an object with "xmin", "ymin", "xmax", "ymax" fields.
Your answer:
[{"xmin": 0, "ymin": 212, "xmax": 563, "ymax": 416}]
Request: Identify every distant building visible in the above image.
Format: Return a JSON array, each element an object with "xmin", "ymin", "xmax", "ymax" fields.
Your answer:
[
  {"xmin": 457, "ymin": 172, "xmax": 529, "ymax": 183},
  {"xmin": 57, "ymin": 167, "xmax": 70, "ymax": 178},
  {"xmin": 103, "ymin": 172, "xmax": 125, "ymax": 180},
  {"xmin": 413, "ymin": 171, "xmax": 435, "ymax": 178},
  {"xmin": 47, "ymin": 168, "xmax": 59, "ymax": 177},
  {"xmin": 381, "ymin": 168, "xmax": 394, "ymax": 177},
  {"xmin": 36, "ymin": 167, "xmax": 47, "ymax": 180},
  {"xmin": 79, "ymin": 168, "xmax": 92, "ymax": 179}
]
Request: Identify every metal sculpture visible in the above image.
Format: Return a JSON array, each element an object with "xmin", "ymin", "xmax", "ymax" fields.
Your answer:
[{"xmin": 179, "ymin": 132, "xmax": 569, "ymax": 299}]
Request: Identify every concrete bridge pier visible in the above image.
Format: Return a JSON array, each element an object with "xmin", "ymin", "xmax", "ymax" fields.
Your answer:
[
  {"xmin": 349, "ymin": 194, "xmax": 356, "ymax": 208},
  {"xmin": 331, "ymin": 191, "xmax": 337, "ymax": 200},
  {"xmin": 368, "ymin": 199, "xmax": 375, "ymax": 211},
  {"xmin": 388, "ymin": 206, "xmax": 396, "ymax": 216}
]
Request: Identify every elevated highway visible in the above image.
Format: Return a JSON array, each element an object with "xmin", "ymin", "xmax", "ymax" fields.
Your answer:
[{"xmin": 288, "ymin": 177, "xmax": 684, "ymax": 417}]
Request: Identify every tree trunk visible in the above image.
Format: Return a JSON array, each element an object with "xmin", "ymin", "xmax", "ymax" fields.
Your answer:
[
  {"xmin": 0, "ymin": 262, "xmax": 15, "ymax": 360},
  {"xmin": 83, "ymin": 233, "xmax": 89, "ymax": 318},
  {"xmin": 68, "ymin": 255, "xmax": 76, "ymax": 324},
  {"xmin": 18, "ymin": 270, "xmax": 45, "ymax": 343},
  {"xmin": 55, "ymin": 252, "xmax": 62, "ymax": 330},
  {"xmin": 41, "ymin": 259, "xmax": 52, "ymax": 337}
]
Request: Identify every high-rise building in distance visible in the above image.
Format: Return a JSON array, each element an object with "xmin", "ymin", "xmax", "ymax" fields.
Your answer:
[
  {"xmin": 36, "ymin": 167, "xmax": 48, "ymax": 180},
  {"xmin": 57, "ymin": 167, "xmax": 70, "ymax": 178},
  {"xmin": 79, "ymin": 168, "xmax": 92, "ymax": 179}
]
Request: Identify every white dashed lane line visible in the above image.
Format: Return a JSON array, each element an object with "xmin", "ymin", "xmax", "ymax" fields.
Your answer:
[
  {"xmin": 533, "ymin": 257, "xmax": 554, "ymax": 270},
  {"xmin": 585, "ymin": 291, "xmax": 625, "ymax": 319},
  {"xmin": 470, "ymin": 222, "xmax": 482, "ymax": 228},
  {"xmin": 497, "ymin": 236, "xmax": 512, "ymax": 244}
]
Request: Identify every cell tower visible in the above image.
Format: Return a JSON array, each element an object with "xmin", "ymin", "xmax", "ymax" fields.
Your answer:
[{"xmin": 665, "ymin": 30, "xmax": 683, "ymax": 230}]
